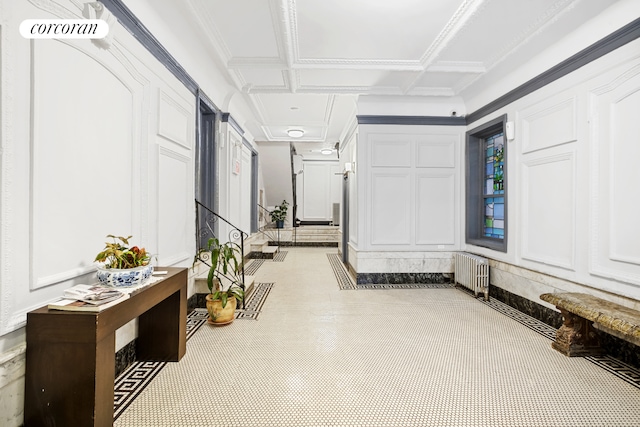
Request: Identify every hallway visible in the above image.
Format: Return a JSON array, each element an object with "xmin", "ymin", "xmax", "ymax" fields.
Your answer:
[{"xmin": 114, "ymin": 248, "xmax": 640, "ymax": 427}]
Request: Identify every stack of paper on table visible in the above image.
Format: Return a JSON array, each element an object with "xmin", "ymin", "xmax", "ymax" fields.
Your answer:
[{"xmin": 48, "ymin": 284, "xmax": 128, "ymax": 312}]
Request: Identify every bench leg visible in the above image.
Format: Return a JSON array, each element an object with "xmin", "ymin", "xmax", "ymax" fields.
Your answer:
[{"xmin": 552, "ymin": 308, "xmax": 601, "ymax": 357}]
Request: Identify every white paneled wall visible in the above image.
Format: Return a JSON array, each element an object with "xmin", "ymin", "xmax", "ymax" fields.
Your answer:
[
  {"xmin": 588, "ymin": 59, "xmax": 640, "ymax": 292},
  {"xmin": 468, "ymin": 39, "xmax": 640, "ymax": 303},
  {"xmin": 0, "ymin": 1, "xmax": 197, "ymax": 423},
  {"xmin": 301, "ymin": 160, "xmax": 341, "ymax": 222},
  {"xmin": 357, "ymin": 126, "xmax": 462, "ymax": 252},
  {"xmin": 30, "ymin": 38, "xmax": 140, "ymax": 290},
  {"xmin": 0, "ymin": 0, "xmax": 197, "ymax": 332},
  {"xmin": 521, "ymin": 152, "xmax": 576, "ymax": 270}
]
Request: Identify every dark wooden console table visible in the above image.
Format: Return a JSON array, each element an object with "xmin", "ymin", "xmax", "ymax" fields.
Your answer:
[{"xmin": 24, "ymin": 267, "xmax": 187, "ymax": 427}]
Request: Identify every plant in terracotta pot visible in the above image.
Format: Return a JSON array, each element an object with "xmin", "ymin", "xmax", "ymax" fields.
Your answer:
[
  {"xmin": 269, "ymin": 200, "xmax": 289, "ymax": 229},
  {"xmin": 201, "ymin": 237, "xmax": 244, "ymax": 325},
  {"xmin": 94, "ymin": 235, "xmax": 153, "ymax": 287}
]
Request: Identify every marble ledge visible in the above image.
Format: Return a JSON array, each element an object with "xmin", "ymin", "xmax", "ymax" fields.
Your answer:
[
  {"xmin": 355, "ymin": 251, "xmax": 456, "ymax": 260},
  {"xmin": 357, "ymin": 257, "xmax": 453, "ymax": 274},
  {"xmin": 490, "ymin": 268, "xmax": 556, "ymax": 311},
  {"xmin": 0, "ymin": 344, "xmax": 26, "ymax": 389},
  {"xmin": 490, "ymin": 260, "xmax": 640, "ymax": 311}
]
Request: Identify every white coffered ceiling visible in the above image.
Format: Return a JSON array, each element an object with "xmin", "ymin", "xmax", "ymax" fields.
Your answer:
[{"xmin": 178, "ymin": 0, "xmax": 617, "ymax": 147}]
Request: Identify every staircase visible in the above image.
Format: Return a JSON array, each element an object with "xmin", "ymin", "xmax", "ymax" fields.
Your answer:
[
  {"xmin": 292, "ymin": 225, "xmax": 339, "ymax": 245},
  {"xmin": 247, "ymin": 236, "xmax": 279, "ymax": 259}
]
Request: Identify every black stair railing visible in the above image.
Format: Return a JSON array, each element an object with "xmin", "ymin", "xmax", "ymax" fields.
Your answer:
[
  {"xmin": 258, "ymin": 203, "xmax": 285, "ymax": 248},
  {"xmin": 195, "ymin": 199, "xmax": 247, "ymax": 309}
]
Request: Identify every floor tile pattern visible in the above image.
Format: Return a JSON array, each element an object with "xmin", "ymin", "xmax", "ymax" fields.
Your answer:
[
  {"xmin": 585, "ymin": 354, "xmax": 640, "ymax": 388},
  {"xmin": 115, "ymin": 249, "xmax": 640, "ymax": 427},
  {"xmin": 329, "ymin": 253, "xmax": 640, "ymax": 391},
  {"xmin": 114, "ymin": 283, "xmax": 273, "ymax": 420},
  {"xmin": 327, "ymin": 253, "xmax": 357, "ymax": 290},
  {"xmin": 113, "ymin": 310, "xmax": 208, "ymax": 420},
  {"xmin": 480, "ymin": 294, "xmax": 558, "ymax": 341},
  {"xmin": 273, "ymin": 250, "xmax": 287, "ymax": 262},
  {"xmin": 237, "ymin": 282, "xmax": 274, "ymax": 320},
  {"xmin": 244, "ymin": 259, "xmax": 264, "ymax": 276}
]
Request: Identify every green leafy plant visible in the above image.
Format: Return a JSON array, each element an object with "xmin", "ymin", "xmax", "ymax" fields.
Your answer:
[
  {"xmin": 94, "ymin": 235, "xmax": 150, "ymax": 269},
  {"xmin": 202, "ymin": 237, "xmax": 244, "ymax": 308},
  {"xmin": 269, "ymin": 200, "xmax": 289, "ymax": 223}
]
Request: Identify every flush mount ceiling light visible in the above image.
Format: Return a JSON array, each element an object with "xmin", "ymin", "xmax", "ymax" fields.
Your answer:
[
  {"xmin": 320, "ymin": 148, "xmax": 333, "ymax": 155},
  {"xmin": 287, "ymin": 129, "xmax": 304, "ymax": 138}
]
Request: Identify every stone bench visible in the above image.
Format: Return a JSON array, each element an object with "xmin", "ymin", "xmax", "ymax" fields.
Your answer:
[{"xmin": 540, "ymin": 292, "xmax": 640, "ymax": 357}]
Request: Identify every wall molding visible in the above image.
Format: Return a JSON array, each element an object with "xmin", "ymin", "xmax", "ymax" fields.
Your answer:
[
  {"xmin": 158, "ymin": 88, "xmax": 193, "ymax": 150},
  {"xmin": 588, "ymin": 61, "xmax": 640, "ymax": 289},
  {"xmin": 359, "ymin": 19, "xmax": 640, "ymax": 129},
  {"xmin": 221, "ymin": 112, "xmax": 245, "ymax": 135},
  {"xmin": 520, "ymin": 96, "xmax": 577, "ymax": 154},
  {"xmin": 467, "ymin": 17, "xmax": 640, "ymax": 124},
  {"xmin": 357, "ymin": 115, "xmax": 466, "ymax": 126},
  {"xmin": 521, "ymin": 152, "xmax": 576, "ymax": 271},
  {"xmin": 100, "ymin": 0, "xmax": 198, "ymax": 94}
]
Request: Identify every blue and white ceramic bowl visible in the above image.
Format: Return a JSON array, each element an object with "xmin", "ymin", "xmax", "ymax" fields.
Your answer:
[{"xmin": 96, "ymin": 264, "xmax": 154, "ymax": 287}]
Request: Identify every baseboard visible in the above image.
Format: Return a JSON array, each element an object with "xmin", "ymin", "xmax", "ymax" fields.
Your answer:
[
  {"xmin": 271, "ymin": 241, "xmax": 338, "ymax": 247},
  {"xmin": 356, "ymin": 272, "xmax": 450, "ymax": 285},
  {"xmin": 115, "ymin": 340, "xmax": 137, "ymax": 378}
]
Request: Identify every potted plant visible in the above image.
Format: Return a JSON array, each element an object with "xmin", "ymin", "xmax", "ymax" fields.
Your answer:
[
  {"xmin": 94, "ymin": 235, "xmax": 153, "ymax": 287},
  {"xmin": 270, "ymin": 200, "xmax": 289, "ymax": 229},
  {"xmin": 201, "ymin": 237, "xmax": 245, "ymax": 325}
]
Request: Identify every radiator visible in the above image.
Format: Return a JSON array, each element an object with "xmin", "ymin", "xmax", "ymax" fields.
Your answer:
[{"xmin": 454, "ymin": 252, "xmax": 489, "ymax": 301}]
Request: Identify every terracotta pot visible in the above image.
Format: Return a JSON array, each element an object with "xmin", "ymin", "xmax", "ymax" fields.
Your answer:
[{"xmin": 205, "ymin": 294, "xmax": 237, "ymax": 325}]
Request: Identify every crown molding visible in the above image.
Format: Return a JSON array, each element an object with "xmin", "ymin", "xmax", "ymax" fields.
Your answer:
[
  {"xmin": 466, "ymin": 16, "xmax": 640, "ymax": 124},
  {"xmin": 100, "ymin": 0, "xmax": 198, "ymax": 94},
  {"xmin": 221, "ymin": 113, "xmax": 244, "ymax": 135},
  {"xmin": 357, "ymin": 116, "xmax": 467, "ymax": 126}
]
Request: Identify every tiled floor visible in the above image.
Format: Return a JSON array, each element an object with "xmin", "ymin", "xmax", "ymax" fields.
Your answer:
[{"xmin": 115, "ymin": 247, "xmax": 640, "ymax": 427}]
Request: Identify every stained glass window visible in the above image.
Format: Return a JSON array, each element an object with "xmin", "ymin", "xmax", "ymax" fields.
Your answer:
[{"xmin": 483, "ymin": 132, "xmax": 504, "ymax": 239}]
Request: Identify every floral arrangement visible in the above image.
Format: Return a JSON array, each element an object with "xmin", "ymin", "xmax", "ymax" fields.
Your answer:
[{"xmin": 94, "ymin": 235, "xmax": 150, "ymax": 269}]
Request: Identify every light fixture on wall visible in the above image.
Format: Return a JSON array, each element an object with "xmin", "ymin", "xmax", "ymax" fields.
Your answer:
[
  {"xmin": 83, "ymin": 1, "xmax": 115, "ymax": 49},
  {"xmin": 320, "ymin": 148, "xmax": 333, "ymax": 155},
  {"xmin": 287, "ymin": 128, "xmax": 305, "ymax": 138},
  {"xmin": 505, "ymin": 121, "xmax": 515, "ymax": 141}
]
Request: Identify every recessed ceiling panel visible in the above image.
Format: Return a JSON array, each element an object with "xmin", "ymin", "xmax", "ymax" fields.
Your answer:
[
  {"xmin": 238, "ymin": 69, "xmax": 287, "ymax": 87},
  {"xmin": 191, "ymin": 0, "xmax": 281, "ymax": 58},
  {"xmin": 295, "ymin": 0, "xmax": 464, "ymax": 61},
  {"xmin": 256, "ymin": 93, "xmax": 333, "ymax": 124},
  {"xmin": 415, "ymin": 71, "xmax": 479, "ymax": 88},
  {"xmin": 298, "ymin": 69, "xmax": 420, "ymax": 91},
  {"xmin": 437, "ymin": 0, "xmax": 565, "ymax": 65}
]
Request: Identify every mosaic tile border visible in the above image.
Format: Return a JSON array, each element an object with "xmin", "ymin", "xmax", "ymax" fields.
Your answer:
[
  {"xmin": 113, "ymin": 309, "xmax": 207, "ymax": 419},
  {"xmin": 585, "ymin": 355, "xmax": 640, "ymax": 389},
  {"xmin": 114, "ymin": 283, "xmax": 274, "ymax": 420},
  {"xmin": 237, "ymin": 282, "xmax": 274, "ymax": 320},
  {"xmin": 327, "ymin": 253, "xmax": 640, "ymax": 390},
  {"xmin": 244, "ymin": 259, "xmax": 265, "ymax": 276},
  {"xmin": 327, "ymin": 253, "xmax": 357, "ymax": 290},
  {"xmin": 328, "ymin": 254, "xmax": 452, "ymax": 290},
  {"xmin": 272, "ymin": 251, "xmax": 287, "ymax": 262}
]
